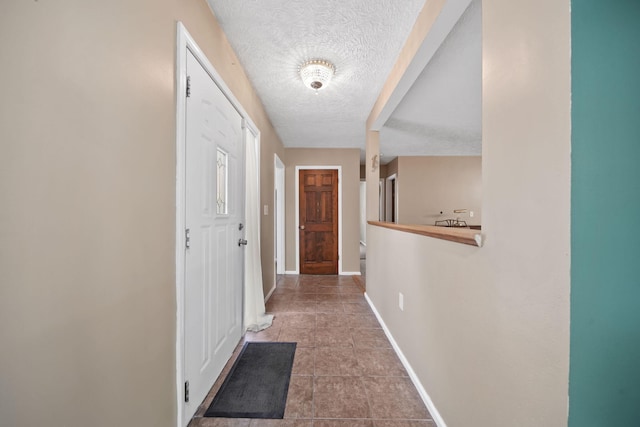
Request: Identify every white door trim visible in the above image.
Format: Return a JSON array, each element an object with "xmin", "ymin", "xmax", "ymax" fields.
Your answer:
[
  {"xmin": 378, "ymin": 178, "xmax": 385, "ymax": 221},
  {"xmin": 385, "ymin": 173, "xmax": 398, "ymax": 223},
  {"xmin": 294, "ymin": 166, "xmax": 343, "ymax": 275},
  {"xmin": 274, "ymin": 154, "xmax": 285, "ymax": 279},
  {"xmin": 175, "ymin": 22, "xmax": 259, "ymax": 427}
]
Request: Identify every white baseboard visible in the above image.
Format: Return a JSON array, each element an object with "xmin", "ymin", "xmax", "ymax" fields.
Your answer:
[
  {"xmin": 264, "ymin": 285, "xmax": 276, "ymax": 303},
  {"xmin": 340, "ymin": 271, "xmax": 362, "ymax": 276},
  {"xmin": 284, "ymin": 270, "xmax": 298, "ymax": 275},
  {"xmin": 364, "ymin": 293, "xmax": 448, "ymax": 427}
]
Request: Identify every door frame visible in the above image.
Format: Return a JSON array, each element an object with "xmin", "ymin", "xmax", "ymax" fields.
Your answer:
[
  {"xmin": 379, "ymin": 178, "xmax": 385, "ymax": 221},
  {"xmin": 274, "ymin": 154, "xmax": 285, "ymax": 279},
  {"xmin": 294, "ymin": 166, "xmax": 342, "ymax": 275},
  {"xmin": 385, "ymin": 173, "xmax": 398, "ymax": 223},
  {"xmin": 175, "ymin": 22, "xmax": 260, "ymax": 427}
]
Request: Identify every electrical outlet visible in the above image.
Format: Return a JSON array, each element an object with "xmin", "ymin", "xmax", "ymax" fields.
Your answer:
[
  {"xmin": 470, "ymin": 210, "xmax": 474, "ymax": 218},
  {"xmin": 399, "ymin": 292, "xmax": 404, "ymax": 311},
  {"xmin": 264, "ymin": 205, "xmax": 269, "ymax": 215}
]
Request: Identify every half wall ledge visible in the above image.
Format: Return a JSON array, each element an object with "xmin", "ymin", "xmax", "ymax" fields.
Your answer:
[{"xmin": 368, "ymin": 221, "xmax": 484, "ymax": 247}]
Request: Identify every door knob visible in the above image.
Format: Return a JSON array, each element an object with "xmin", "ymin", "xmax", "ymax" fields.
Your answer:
[
  {"xmin": 238, "ymin": 239, "xmax": 248, "ymax": 247},
  {"xmin": 299, "ymin": 225, "xmax": 305, "ymax": 230}
]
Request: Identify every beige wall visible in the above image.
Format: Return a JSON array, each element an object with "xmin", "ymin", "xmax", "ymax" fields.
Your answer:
[
  {"xmin": 258, "ymin": 113, "xmax": 286, "ymax": 295},
  {"xmin": 0, "ymin": 1, "xmax": 283, "ymax": 426},
  {"xmin": 284, "ymin": 148, "xmax": 361, "ymax": 274},
  {"xmin": 396, "ymin": 156, "xmax": 482, "ymax": 226},
  {"xmin": 365, "ymin": 0, "xmax": 570, "ymax": 426}
]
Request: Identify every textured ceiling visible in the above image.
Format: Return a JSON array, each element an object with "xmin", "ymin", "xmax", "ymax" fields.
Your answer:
[
  {"xmin": 206, "ymin": 0, "xmax": 481, "ymax": 163},
  {"xmin": 206, "ymin": 0, "xmax": 426, "ymax": 150},
  {"xmin": 380, "ymin": 0, "xmax": 481, "ymax": 164}
]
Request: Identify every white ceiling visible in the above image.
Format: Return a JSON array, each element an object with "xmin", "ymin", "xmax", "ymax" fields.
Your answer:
[{"xmin": 205, "ymin": 0, "xmax": 481, "ymax": 163}]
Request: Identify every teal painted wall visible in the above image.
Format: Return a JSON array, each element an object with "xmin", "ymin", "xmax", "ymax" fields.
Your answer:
[{"xmin": 570, "ymin": 1, "xmax": 640, "ymax": 426}]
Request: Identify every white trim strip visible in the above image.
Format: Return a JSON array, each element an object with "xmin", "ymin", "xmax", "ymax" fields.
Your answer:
[
  {"xmin": 364, "ymin": 293, "xmax": 448, "ymax": 427},
  {"xmin": 339, "ymin": 271, "xmax": 362, "ymax": 276},
  {"xmin": 174, "ymin": 23, "xmax": 188, "ymax": 427}
]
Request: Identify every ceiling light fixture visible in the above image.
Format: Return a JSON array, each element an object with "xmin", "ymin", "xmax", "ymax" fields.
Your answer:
[{"xmin": 299, "ymin": 59, "xmax": 335, "ymax": 92}]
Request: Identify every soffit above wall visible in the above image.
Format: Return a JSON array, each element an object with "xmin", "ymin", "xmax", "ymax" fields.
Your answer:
[{"xmin": 380, "ymin": 0, "xmax": 481, "ymax": 164}]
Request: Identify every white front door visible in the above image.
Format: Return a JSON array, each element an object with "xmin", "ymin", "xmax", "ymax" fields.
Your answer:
[{"xmin": 183, "ymin": 49, "xmax": 244, "ymax": 424}]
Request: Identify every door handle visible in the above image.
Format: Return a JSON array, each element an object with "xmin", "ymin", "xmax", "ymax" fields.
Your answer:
[
  {"xmin": 238, "ymin": 238, "xmax": 248, "ymax": 247},
  {"xmin": 299, "ymin": 225, "xmax": 305, "ymax": 230}
]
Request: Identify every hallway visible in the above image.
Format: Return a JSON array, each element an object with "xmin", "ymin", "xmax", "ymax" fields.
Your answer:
[{"xmin": 188, "ymin": 275, "xmax": 434, "ymax": 427}]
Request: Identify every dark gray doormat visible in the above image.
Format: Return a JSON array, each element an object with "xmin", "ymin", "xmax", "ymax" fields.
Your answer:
[{"xmin": 204, "ymin": 342, "xmax": 297, "ymax": 419}]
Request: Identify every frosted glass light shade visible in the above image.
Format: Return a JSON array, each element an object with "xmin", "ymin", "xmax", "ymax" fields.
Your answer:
[{"xmin": 299, "ymin": 60, "xmax": 335, "ymax": 91}]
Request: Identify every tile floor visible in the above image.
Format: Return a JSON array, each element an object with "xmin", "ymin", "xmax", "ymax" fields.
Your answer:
[{"xmin": 189, "ymin": 274, "xmax": 434, "ymax": 427}]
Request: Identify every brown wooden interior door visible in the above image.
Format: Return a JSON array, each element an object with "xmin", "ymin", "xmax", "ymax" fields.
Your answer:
[{"xmin": 299, "ymin": 169, "xmax": 338, "ymax": 274}]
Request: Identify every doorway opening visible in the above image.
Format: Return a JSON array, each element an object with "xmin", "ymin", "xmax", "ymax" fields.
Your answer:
[{"xmin": 385, "ymin": 174, "xmax": 398, "ymax": 223}]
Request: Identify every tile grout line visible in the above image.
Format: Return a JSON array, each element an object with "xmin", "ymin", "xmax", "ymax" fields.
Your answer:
[{"xmin": 196, "ymin": 275, "xmax": 431, "ymax": 427}]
